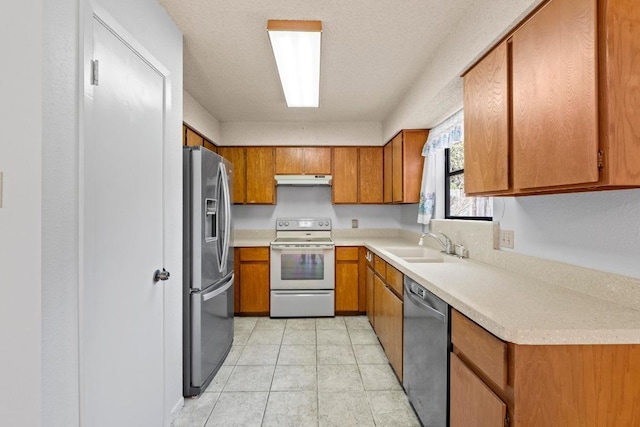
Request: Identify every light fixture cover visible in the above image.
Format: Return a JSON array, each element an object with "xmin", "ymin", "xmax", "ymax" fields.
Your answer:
[{"xmin": 267, "ymin": 20, "xmax": 322, "ymax": 108}]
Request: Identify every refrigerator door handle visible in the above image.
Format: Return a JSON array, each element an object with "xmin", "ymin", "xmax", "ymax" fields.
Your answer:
[
  {"xmin": 218, "ymin": 162, "xmax": 232, "ymax": 272},
  {"xmin": 202, "ymin": 277, "xmax": 234, "ymax": 302}
]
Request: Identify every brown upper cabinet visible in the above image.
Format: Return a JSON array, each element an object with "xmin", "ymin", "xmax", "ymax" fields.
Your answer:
[
  {"xmin": 246, "ymin": 147, "xmax": 275, "ymax": 204},
  {"xmin": 383, "ymin": 130, "xmax": 429, "ymax": 203},
  {"xmin": 218, "ymin": 147, "xmax": 247, "ymax": 204},
  {"xmin": 218, "ymin": 147, "xmax": 275, "ymax": 204},
  {"xmin": 463, "ymin": 0, "xmax": 640, "ymax": 196},
  {"xmin": 275, "ymin": 147, "xmax": 332, "ymax": 175},
  {"xmin": 184, "ymin": 126, "xmax": 204, "ymax": 147},
  {"xmin": 332, "ymin": 147, "xmax": 384, "ymax": 204},
  {"xmin": 332, "ymin": 147, "xmax": 359, "ymax": 204},
  {"xmin": 463, "ymin": 42, "xmax": 510, "ymax": 195},
  {"xmin": 359, "ymin": 147, "xmax": 384, "ymax": 203},
  {"xmin": 183, "ymin": 124, "xmax": 217, "ymax": 153}
]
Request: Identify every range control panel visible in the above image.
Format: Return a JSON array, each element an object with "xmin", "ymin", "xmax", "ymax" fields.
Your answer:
[{"xmin": 275, "ymin": 218, "xmax": 332, "ymax": 231}]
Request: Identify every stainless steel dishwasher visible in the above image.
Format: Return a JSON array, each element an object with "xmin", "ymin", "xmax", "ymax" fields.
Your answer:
[{"xmin": 403, "ymin": 276, "xmax": 450, "ymax": 427}]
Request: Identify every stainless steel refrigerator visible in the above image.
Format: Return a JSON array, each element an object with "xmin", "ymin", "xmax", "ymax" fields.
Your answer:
[{"xmin": 183, "ymin": 146, "xmax": 234, "ymax": 397}]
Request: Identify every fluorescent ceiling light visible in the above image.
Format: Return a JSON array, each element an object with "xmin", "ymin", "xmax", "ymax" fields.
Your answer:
[{"xmin": 267, "ymin": 20, "xmax": 322, "ymax": 108}]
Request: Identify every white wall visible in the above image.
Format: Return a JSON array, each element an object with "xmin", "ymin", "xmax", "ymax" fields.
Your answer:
[
  {"xmin": 184, "ymin": 90, "xmax": 222, "ymax": 143},
  {"xmin": 495, "ymin": 191, "xmax": 640, "ymax": 279},
  {"xmin": 41, "ymin": 0, "xmax": 184, "ymax": 426},
  {"xmin": 0, "ymin": 2, "xmax": 42, "ymax": 426},
  {"xmin": 233, "ymin": 186, "xmax": 402, "ymax": 230},
  {"xmin": 221, "ymin": 121, "xmax": 382, "ymax": 146}
]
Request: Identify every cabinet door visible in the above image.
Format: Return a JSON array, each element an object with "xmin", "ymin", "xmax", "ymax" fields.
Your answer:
[
  {"xmin": 203, "ymin": 140, "xmax": 217, "ymax": 153},
  {"xmin": 385, "ymin": 264, "xmax": 403, "ymax": 298},
  {"xmin": 246, "ymin": 147, "xmax": 275, "ymax": 204},
  {"xmin": 335, "ymin": 247, "xmax": 360, "ymax": 312},
  {"xmin": 450, "ymin": 353, "xmax": 506, "ymax": 427},
  {"xmin": 185, "ymin": 127, "xmax": 204, "ymax": 147},
  {"xmin": 373, "ymin": 274, "xmax": 386, "ymax": 343},
  {"xmin": 275, "ymin": 147, "xmax": 304, "ymax": 174},
  {"xmin": 383, "ymin": 142, "xmax": 393, "ymax": 203},
  {"xmin": 303, "ymin": 147, "xmax": 332, "ymax": 175},
  {"xmin": 512, "ymin": 0, "xmax": 598, "ymax": 190},
  {"xmin": 239, "ymin": 262, "xmax": 270, "ymax": 314},
  {"xmin": 218, "ymin": 147, "xmax": 246, "ymax": 204},
  {"xmin": 400, "ymin": 130, "xmax": 428, "ymax": 203},
  {"xmin": 366, "ymin": 265, "xmax": 375, "ymax": 327},
  {"xmin": 359, "ymin": 147, "xmax": 383, "ymax": 203},
  {"xmin": 332, "ymin": 147, "xmax": 359, "ymax": 204},
  {"xmin": 383, "ymin": 284, "xmax": 403, "ymax": 380},
  {"xmin": 238, "ymin": 248, "xmax": 270, "ymax": 314},
  {"xmin": 464, "ymin": 41, "xmax": 510, "ymax": 195},
  {"xmin": 391, "ymin": 134, "xmax": 404, "ymax": 203}
]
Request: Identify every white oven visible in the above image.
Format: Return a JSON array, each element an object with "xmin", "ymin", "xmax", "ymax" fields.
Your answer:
[{"xmin": 269, "ymin": 218, "xmax": 335, "ymax": 317}]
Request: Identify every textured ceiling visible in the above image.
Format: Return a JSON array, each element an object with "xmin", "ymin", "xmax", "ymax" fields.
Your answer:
[{"xmin": 157, "ymin": 0, "xmax": 477, "ymax": 123}]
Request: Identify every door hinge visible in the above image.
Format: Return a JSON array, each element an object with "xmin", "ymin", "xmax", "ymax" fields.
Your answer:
[
  {"xmin": 597, "ymin": 150, "xmax": 604, "ymax": 170},
  {"xmin": 505, "ymin": 413, "xmax": 510, "ymax": 426},
  {"xmin": 91, "ymin": 60, "xmax": 99, "ymax": 86}
]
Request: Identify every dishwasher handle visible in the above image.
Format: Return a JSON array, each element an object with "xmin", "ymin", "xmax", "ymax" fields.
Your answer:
[{"xmin": 404, "ymin": 282, "xmax": 446, "ymax": 323}]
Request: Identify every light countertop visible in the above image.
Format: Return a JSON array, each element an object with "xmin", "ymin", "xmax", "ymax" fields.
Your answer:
[{"xmin": 233, "ymin": 231, "xmax": 640, "ymax": 345}]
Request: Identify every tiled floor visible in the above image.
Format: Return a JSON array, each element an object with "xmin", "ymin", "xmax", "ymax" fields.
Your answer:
[{"xmin": 173, "ymin": 316, "xmax": 420, "ymax": 427}]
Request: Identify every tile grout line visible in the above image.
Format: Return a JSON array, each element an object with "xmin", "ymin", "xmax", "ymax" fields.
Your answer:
[
  {"xmin": 259, "ymin": 319, "xmax": 284, "ymax": 427},
  {"xmin": 202, "ymin": 321, "xmax": 256, "ymax": 427}
]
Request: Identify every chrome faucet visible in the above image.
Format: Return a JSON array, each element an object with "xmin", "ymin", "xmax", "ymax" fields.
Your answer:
[{"xmin": 418, "ymin": 232, "xmax": 454, "ymax": 255}]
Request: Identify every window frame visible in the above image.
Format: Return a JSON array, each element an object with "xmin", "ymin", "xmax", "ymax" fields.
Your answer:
[{"xmin": 444, "ymin": 146, "xmax": 493, "ymax": 221}]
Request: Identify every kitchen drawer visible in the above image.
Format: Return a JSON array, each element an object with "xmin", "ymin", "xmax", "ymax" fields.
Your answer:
[
  {"xmin": 336, "ymin": 246, "xmax": 359, "ymax": 261},
  {"xmin": 239, "ymin": 247, "xmax": 270, "ymax": 262},
  {"xmin": 452, "ymin": 309, "xmax": 507, "ymax": 390},
  {"xmin": 385, "ymin": 264, "xmax": 403, "ymax": 297},
  {"xmin": 450, "ymin": 352, "xmax": 507, "ymax": 427},
  {"xmin": 373, "ymin": 255, "xmax": 386, "ymax": 277}
]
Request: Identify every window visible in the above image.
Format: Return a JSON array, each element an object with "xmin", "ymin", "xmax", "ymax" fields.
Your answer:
[{"xmin": 445, "ymin": 141, "xmax": 492, "ymax": 220}]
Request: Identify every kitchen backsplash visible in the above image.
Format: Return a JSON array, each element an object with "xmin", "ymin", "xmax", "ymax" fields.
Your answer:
[{"xmin": 232, "ymin": 186, "xmax": 405, "ymax": 230}]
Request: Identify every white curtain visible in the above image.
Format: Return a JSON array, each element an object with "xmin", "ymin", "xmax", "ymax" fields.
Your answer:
[{"xmin": 417, "ymin": 109, "xmax": 464, "ymax": 228}]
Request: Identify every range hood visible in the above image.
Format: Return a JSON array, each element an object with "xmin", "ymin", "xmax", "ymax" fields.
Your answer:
[{"xmin": 275, "ymin": 174, "xmax": 332, "ymax": 186}]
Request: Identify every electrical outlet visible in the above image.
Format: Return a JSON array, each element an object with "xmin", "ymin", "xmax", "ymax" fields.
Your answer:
[
  {"xmin": 351, "ymin": 219, "xmax": 359, "ymax": 229},
  {"xmin": 500, "ymin": 229, "xmax": 514, "ymax": 249}
]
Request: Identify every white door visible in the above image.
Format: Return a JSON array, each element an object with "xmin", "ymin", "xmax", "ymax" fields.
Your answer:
[{"xmin": 82, "ymin": 15, "xmax": 166, "ymax": 427}]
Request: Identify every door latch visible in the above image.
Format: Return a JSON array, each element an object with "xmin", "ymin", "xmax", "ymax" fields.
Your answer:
[{"xmin": 153, "ymin": 268, "xmax": 170, "ymax": 282}]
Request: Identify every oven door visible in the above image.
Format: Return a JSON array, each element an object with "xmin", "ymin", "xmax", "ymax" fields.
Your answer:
[{"xmin": 270, "ymin": 244, "xmax": 335, "ymax": 290}]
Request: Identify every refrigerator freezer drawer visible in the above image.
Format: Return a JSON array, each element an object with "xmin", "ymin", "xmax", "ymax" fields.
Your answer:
[
  {"xmin": 188, "ymin": 276, "xmax": 234, "ymax": 395},
  {"xmin": 270, "ymin": 290, "xmax": 334, "ymax": 317}
]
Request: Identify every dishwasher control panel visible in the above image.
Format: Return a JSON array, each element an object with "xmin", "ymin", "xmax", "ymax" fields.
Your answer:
[{"xmin": 410, "ymin": 281, "xmax": 426, "ymax": 299}]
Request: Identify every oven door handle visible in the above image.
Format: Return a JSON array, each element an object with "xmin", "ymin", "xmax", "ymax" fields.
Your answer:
[{"xmin": 270, "ymin": 244, "xmax": 335, "ymax": 250}]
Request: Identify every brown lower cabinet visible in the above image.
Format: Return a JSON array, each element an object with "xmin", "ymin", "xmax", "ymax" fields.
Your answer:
[
  {"xmin": 451, "ymin": 308, "xmax": 640, "ymax": 426},
  {"xmin": 335, "ymin": 247, "xmax": 360, "ymax": 313},
  {"xmin": 235, "ymin": 247, "xmax": 270, "ymax": 315},
  {"xmin": 369, "ymin": 254, "xmax": 403, "ymax": 380},
  {"xmin": 450, "ymin": 353, "xmax": 506, "ymax": 427}
]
